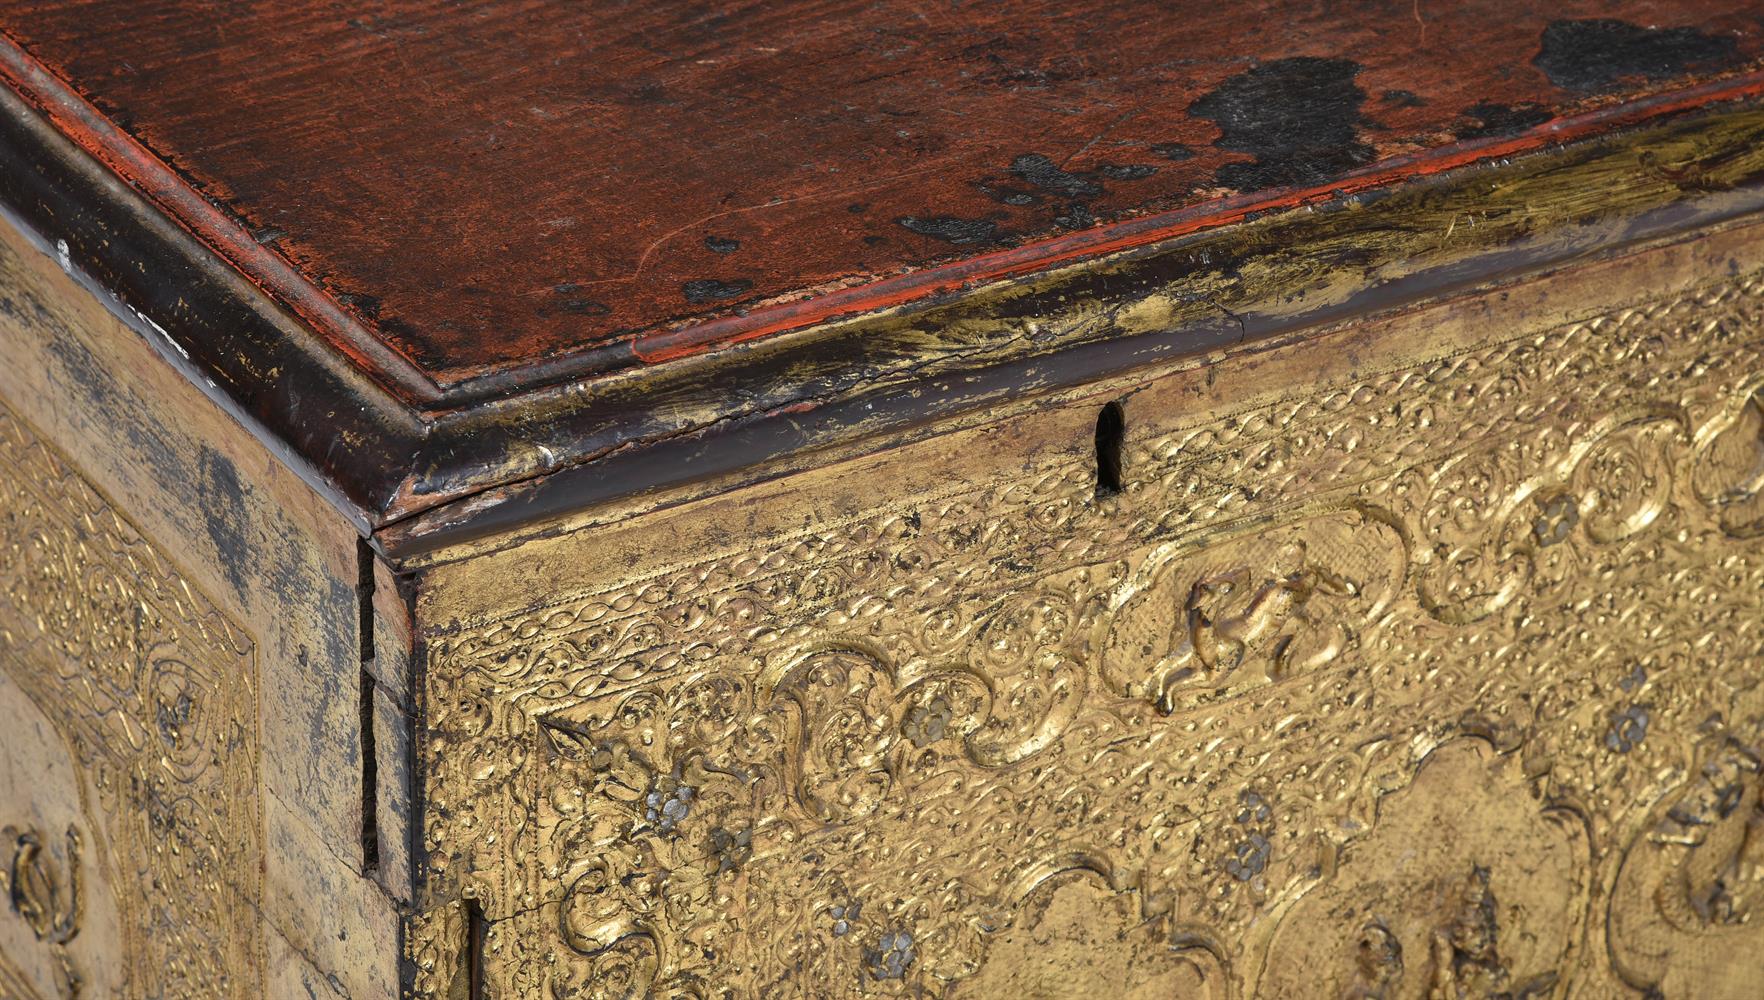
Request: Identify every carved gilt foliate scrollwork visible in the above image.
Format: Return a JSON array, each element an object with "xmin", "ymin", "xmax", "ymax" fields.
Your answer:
[
  {"xmin": 412, "ymin": 273, "xmax": 1764, "ymax": 997},
  {"xmin": 0, "ymin": 401, "xmax": 264, "ymax": 998}
]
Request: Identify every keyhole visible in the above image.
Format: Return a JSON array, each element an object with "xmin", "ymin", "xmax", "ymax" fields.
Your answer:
[
  {"xmin": 1095, "ymin": 400, "xmax": 1125, "ymax": 497},
  {"xmin": 465, "ymin": 896, "xmax": 486, "ymax": 1000}
]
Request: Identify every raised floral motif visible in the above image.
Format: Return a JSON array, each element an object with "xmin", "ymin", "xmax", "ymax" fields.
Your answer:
[{"xmin": 411, "ymin": 272, "xmax": 1764, "ymax": 997}]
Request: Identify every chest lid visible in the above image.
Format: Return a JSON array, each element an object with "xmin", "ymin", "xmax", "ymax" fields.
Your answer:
[{"xmin": 2, "ymin": 2, "xmax": 1763, "ymax": 553}]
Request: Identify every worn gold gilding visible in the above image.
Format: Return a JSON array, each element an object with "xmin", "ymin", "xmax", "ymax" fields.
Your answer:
[
  {"xmin": 0, "ymin": 401, "xmax": 265, "ymax": 998},
  {"xmin": 405, "ymin": 244, "xmax": 1764, "ymax": 997}
]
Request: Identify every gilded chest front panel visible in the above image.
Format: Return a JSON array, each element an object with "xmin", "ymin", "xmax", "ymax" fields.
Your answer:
[{"xmin": 412, "ymin": 265, "xmax": 1764, "ymax": 998}]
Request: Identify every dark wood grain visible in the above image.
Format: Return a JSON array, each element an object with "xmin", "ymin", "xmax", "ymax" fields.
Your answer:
[{"xmin": 1, "ymin": 1, "xmax": 1761, "ymax": 398}]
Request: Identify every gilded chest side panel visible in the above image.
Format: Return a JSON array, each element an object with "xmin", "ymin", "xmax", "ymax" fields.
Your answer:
[
  {"xmin": 412, "ymin": 254, "xmax": 1764, "ymax": 997},
  {"xmin": 0, "ymin": 399, "xmax": 265, "ymax": 998}
]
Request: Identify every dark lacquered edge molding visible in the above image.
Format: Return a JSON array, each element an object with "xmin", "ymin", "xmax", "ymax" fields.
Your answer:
[
  {"xmin": 382, "ymin": 99, "xmax": 1764, "ymax": 558},
  {"xmin": 0, "ymin": 81, "xmax": 423, "ymax": 534},
  {"xmin": 7, "ymin": 70, "xmax": 1764, "ymax": 559}
]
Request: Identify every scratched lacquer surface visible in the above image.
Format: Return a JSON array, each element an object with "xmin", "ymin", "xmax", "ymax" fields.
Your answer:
[{"xmin": 0, "ymin": 2, "xmax": 1761, "ymax": 389}]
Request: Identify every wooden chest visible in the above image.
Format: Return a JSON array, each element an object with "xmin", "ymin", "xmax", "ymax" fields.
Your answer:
[{"xmin": 2, "ymin": 3, "xmax": 1764, "ymax": 997}]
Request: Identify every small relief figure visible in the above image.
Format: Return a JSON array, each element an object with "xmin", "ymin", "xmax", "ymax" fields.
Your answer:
[
  {"xmin": 1104, "ymin": 515, "xmax": 1404, "ymax": 713},
  {"xmin": 1346, "ymin": 920, "xmax": 1403, "ymax": 999},
  {"xmin": 1428, "ymin": 865, "xmax": 1501, "ymax": 997},
  {"xmin": 1152, "ymin": 542, "xmax": 1356, "ymax": 712},
  {"xmin": 1425, "ymin": 866, "xmax": 1556, "ymax": 1000},
  {"xmin": 3, "ymin": 824, "xmax": 83, "ymax": 999}
]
